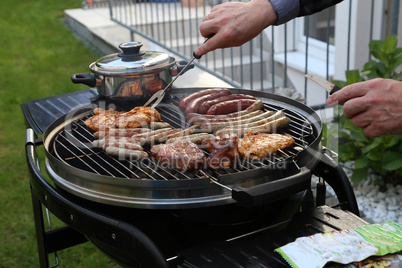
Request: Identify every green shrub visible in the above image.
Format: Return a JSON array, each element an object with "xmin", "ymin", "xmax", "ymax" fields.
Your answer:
[{"xmin": 326, "ymin": 36, "xmax": 402, "ymax": 185}]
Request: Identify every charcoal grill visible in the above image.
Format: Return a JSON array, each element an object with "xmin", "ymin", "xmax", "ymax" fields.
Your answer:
[{"xmin": 23, "ymin": 88, "xmax": 360, "ymax": 267}]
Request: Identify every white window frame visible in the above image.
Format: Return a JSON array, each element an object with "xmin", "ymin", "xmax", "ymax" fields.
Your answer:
[{"xmin": 271, "ymin": 16, "xmax": 335, "ymax": 80}]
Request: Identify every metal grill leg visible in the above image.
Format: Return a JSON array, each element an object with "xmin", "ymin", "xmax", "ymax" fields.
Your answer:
[
  {"xmin": 45, "ymin": 208, "xmax": 59, "ymax": 268},
  {"xmin": 31, "ymin": 186, "xmax": 50, "ymax": 268}
]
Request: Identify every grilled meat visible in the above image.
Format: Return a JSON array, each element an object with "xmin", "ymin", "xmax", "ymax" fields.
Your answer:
[
  {"xmin": 216, "ymin": 112, "xmax": 291, "ymax": 136},
  {"xmin": 123, "ymin": 106, "xmax": 161, "ymax": 121},
  {"xmin": 206, "ymin": 99, "xmax": 256, "ymax": 115},
  {"xmin": 84, "ymin": 106, "xmax": 162, "ymax": 131},
  {"xmin": 157, "ymin": 126, "xmax": 198, "ymax": 143},
  {"xmin": 115, "ymin": 113, "xmax": 152, "ymax": 128},
  {"xmin": 202, "ymin": 133, "xmax": 239, "ymax": 169},
  {"xmin": 94, "ymin": 128, "xmax": 152, "ymax": 139},
  {"xmin": 202, "ymin": 133, "xmax": 238, "ymax": 152},
  {"xmin": 84, "ymin": 112, "xmax": 117, "ymax": 132},
  {"xmin": 179, "ymin": 88, "xmax": 232, "ymax": 111},
  {"xmin": 198, "ymin": 110, "xmax": 275, "ymax": 133},
  {"xmin": 237, "ymin": 131, "xmax": 295, "ymax": 161},
  {"xmin": 105, "ymin": 147, "xmax": 149, "ymax": 160},
  {"xmin": 165, "ymin": 133, "xmax": 214, "ymax": 144},
  {"xmin": 186, "ymin": 100, "xmax": 264, "ymax": 121},
  {"xmin": 150, "ymin": 141, "xmax": 206, "ymax": 171},
  {"xmin": 116, "ymin": 106, "xmax": 161, "ymax": 128}
]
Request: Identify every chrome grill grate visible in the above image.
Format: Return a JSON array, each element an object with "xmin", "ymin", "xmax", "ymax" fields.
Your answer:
[{"xmin": 49, "ymin": 96, "xmax": 316, "ymax": 181}]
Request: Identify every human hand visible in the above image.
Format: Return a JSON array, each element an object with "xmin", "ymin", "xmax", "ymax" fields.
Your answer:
[
  {"xmin": 326, "ymin": 78, "xmax": 402, "ymax": 137},
  {"xmin": 194, "ymin": 0, "xmax": 277, "ymax": 56}
]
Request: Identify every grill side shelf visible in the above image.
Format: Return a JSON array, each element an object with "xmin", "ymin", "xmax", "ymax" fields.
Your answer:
[
  {"xmin": 21, "ymin": 89, "xmax": 98, "ymax": 135},
  {"xmin": 173, "ymin": 206, "xmax": 368, "ymax": 267}
]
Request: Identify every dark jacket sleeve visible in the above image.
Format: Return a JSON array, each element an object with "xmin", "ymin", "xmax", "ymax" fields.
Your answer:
[{"xmin": 298, "ymin": 0, "xmax": 343, "ymax": 17}]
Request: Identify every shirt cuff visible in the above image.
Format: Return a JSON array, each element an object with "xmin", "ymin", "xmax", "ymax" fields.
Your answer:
[{"xmin": 269, "ymin": 0, "xmax": 300, "ymax": 25}]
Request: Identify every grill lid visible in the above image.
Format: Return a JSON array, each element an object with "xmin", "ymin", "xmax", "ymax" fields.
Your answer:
[{"xmin": 90, "ymin": 42, "xmax": 173, "ymax": 75}]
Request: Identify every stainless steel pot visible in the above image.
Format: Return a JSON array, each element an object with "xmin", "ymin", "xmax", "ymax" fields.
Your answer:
[{"xmin": 71, "ymin": 42, "xmax": 194, "ymax": 99}]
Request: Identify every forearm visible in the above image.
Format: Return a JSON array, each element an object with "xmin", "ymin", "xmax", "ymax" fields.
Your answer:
[
  {"xmin": 298, "ymin": 0, "xmax": 343, "ymax": 17},
  {"xmin": 270, "ymin": 0, "xmax": 343, "ymax": 25},
  {"xmin": 269, "ymin": 0, "xmax": 299, "ymax": 25}
]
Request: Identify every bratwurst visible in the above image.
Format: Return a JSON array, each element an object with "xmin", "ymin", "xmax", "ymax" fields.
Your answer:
[
  {"xmin": 179, "ymin": 88, "xmax": 232, "ymax": 111},
  {"xmin": 199, "ymin": 94, "xmax": 256, "ymax": 114},
  {"xmin": 206, "ymin": 99, "xmax": 256, "ymax": 115},
  {"xmin": 186, "ymin": 100, "xmax": 264, "ymax": 121},
  {"xmin": 185, "ymin": 91, "xmax": 231, "ymax": 115}
]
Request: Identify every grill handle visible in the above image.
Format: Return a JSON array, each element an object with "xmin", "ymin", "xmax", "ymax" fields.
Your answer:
[{"xmin": 231, "ymin": 167, "xmax": 311, "ymax": 207}]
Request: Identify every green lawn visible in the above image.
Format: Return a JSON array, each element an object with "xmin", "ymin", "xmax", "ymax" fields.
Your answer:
[{"xmin": 0, "ymin": 1, "xmax": 117, "ymax": 266}]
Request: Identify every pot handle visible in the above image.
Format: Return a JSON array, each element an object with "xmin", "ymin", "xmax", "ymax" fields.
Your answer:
[
  {"xmin": 172, "ymin": 60, "xmax": 195, "ymax": 76},
  {"xmin": 231, "ymin": 167, "xmax": 311, "ymax": 207},
  {"xmin": 71, "ymin": 73, "xmax": 100, "ymax": 87}
]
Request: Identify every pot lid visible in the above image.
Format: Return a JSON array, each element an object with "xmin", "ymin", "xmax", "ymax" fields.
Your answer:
[{"xmin": 90, "ymin": 42, "xmax": 173, "ymax": 75}]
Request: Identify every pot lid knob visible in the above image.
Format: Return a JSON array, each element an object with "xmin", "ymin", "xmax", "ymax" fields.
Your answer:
[{"xmin": 118, "ymin": 42, "xmax": 145, "ymax": 57}]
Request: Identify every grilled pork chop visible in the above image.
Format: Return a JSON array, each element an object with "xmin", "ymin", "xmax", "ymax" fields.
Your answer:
[
  {"xmin": 84, "ymin": 109, "xmax": 120, "ymax": 131},
  {"xmin": 84, "ymin": 107, "xmax": 161, "ymax": 131},
  {"xmin": 202, "ymin": 133, "xmax": 239, "ymax": 169},
  {"xmin": 150, "ymin": 141, "xmax": 206, "ymax": 171},
  {"xmin": 237, "ymin": 131, "xmax": 295, "ymax": 161}
]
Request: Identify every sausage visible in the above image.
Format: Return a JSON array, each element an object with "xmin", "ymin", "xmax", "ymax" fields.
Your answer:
[
  {"xmin": 244, "ymin": 116, "xmax": 291, "ymax": 134},
  {"xmin": 148, "ymin": 122, "xmax": 171, "ymax": 129},
  {"xmin": 92, "ymin": 139, "xmax": 104, "ymax": 148},
  {"xmin": 130, "ymin": 128, "xmax": 173, "ymax": 139},
  {"xmin": 94, "ymin": 128, "xmax": 152, "ymax": 139},
  {"xmin": 199, "ymin": 94, "xmax": 256, "ymax": 114},
  {"xmin": 158, "ymin": 125, "xmax": 198, "ymax": 143},
  {"xmin": 186, "ymin": 100, "xmax": 264, "ymax": 121},
  {"xmin": 93, "ymin": 131, "xmax": 109, "ymax": 139},
  {"xmin": 198, "ymin": 111, "xmax": 275, "ymax": 133},
  {"xmin": 105, "ymin": 147, "xmax": 149, "ymax": 160},
  {"xmin": 217, "ymin": 115, "xmax": 291, "ymax": 137},
  {"xmin": 143, "ymin": 129, "xmax": 183, "ymax": 146},
  {"xmin": 191, "ymin": 110, "xmax": 264, "ymax": 125},
  {"xmin": 233, "ymin": 110, "xmax": 285, "ymax": 129},
  {"xmin": 165, "ymin": 133, "xmax": 214, "ymax": 144},
  {"xmin": 206, "ymin": 99, "xmax": 256, "ymax": 115},
  {"xmin": 215, "ymin": 110, "xmax": 285, "ymax": 135},
  {"xmin": 185, "ymin": 91, "xmax": 231, "ymax": 115},
  {"xmin": 93, "ymin": 137, "xmax": 145, "ymax": 148},
  {"xmin": 102, "ymin": 141, "xmax": 143, "ymax": 151},
  {"xmin": 96, "ymin": 130, "xmax": 170, "ymax": 146},
  {"xmin": 178, "ymin": 88, "xmax": 232, "ymax": 111},
  {"xmin": 108, "ymin": 128, "xmax": 152, "ymax": 135}
]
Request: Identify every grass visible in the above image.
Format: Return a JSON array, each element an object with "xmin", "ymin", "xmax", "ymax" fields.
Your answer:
[{"xmin": 0, "ymin": 1, "xmax": 118, "ymax": 266}]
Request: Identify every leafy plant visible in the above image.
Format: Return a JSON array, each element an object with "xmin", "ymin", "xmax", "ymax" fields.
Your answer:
[{"xmin": 328, "ymin": 36, "xmax": 402, "ymax": 185}]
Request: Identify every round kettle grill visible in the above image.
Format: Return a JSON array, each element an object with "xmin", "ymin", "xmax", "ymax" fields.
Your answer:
[{"xmin": 43, "ymin": 87, "xmax": 325, "ymax": 209}]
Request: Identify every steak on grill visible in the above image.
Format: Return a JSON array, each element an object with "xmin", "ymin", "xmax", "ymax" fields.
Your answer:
[
  {"xmin": 202, "ymin": 133, "xmax": 239, "ymax": 169},
  {"xmin": 150, "ymin": 141, "xmax": 206, "ymax": 171},
  {"xmin": 84, "ymin": 107, "xmax": 162, "ymax": 131},
  {"xmin": 237, "ymin": 131, "xmax": 295, "ymax": 161}
]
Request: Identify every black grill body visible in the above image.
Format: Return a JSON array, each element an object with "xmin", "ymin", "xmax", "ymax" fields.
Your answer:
[{"xmin": 23, "ymin": 89, "xmax": 360, "ymax": 267}]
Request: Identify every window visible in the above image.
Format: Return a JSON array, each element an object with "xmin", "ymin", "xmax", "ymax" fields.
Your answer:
[{"xmin": 305, "ymin": 8, "xmax": 336, "ymax": 45}]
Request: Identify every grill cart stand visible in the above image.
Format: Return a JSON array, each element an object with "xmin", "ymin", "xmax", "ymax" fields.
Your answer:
[{"xmin": 23, "ymin": 89, "xmax": 361, "ymax": 268}]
